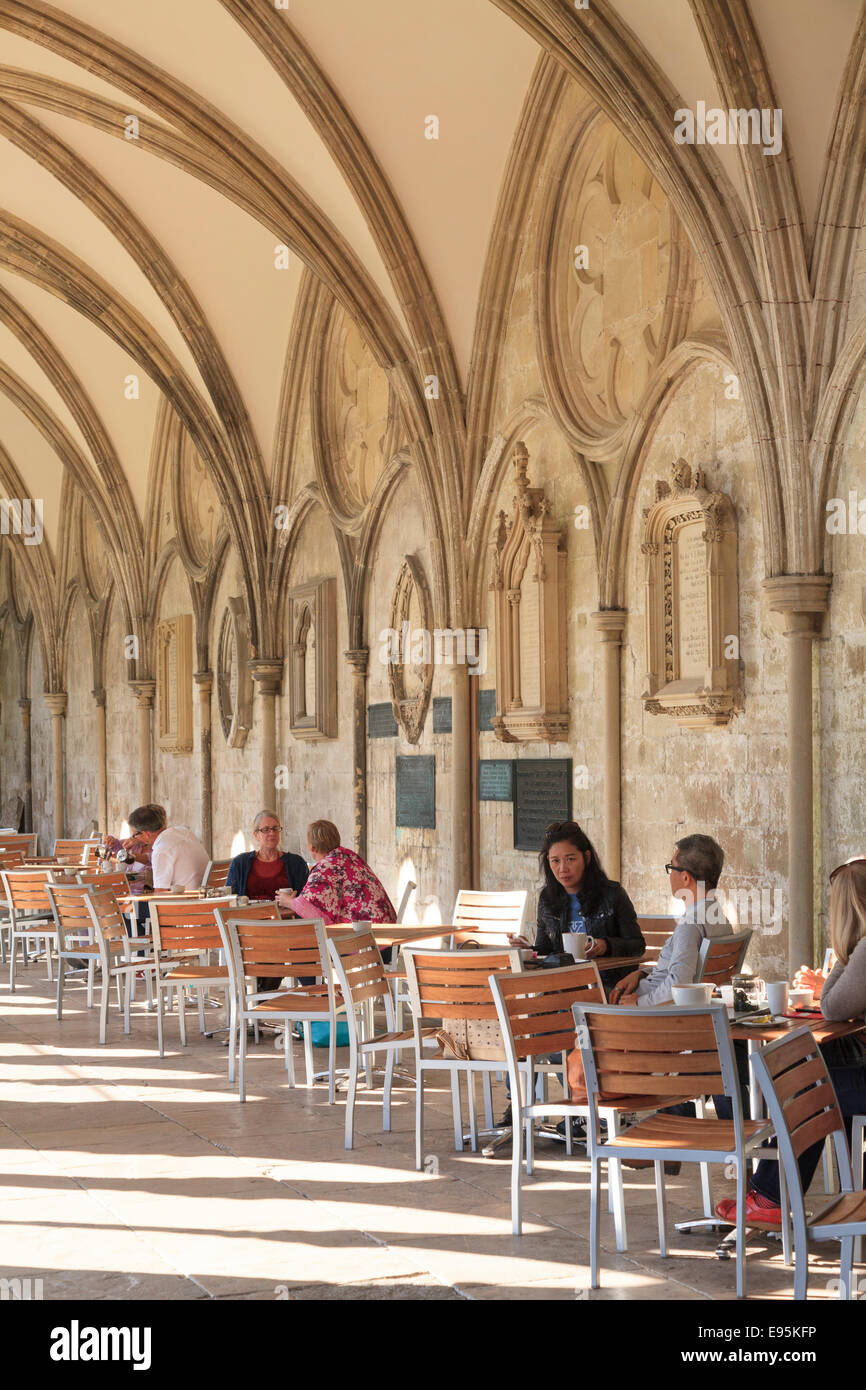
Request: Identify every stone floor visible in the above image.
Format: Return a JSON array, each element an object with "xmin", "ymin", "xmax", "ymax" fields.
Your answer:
[{"xmin": 0, "ymin": 964, "xmax": 848, "ymax": 1301}]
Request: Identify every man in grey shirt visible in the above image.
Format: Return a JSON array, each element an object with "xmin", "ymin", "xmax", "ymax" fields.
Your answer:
[{"xmin": 611, "ymin": 834, "xmax": 729, "ymax": 1006}]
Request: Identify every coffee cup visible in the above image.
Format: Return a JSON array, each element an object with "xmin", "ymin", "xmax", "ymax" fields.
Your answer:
[
  {"xmin": 765, "ymin": 981, "xmax": 788, "ymax": 1016},
  {"xmin": 563, "ymin": 931, "xmax": 593, "ymax": 961},
  {"xmin": 789, "ymin": 987, "xmax": 814, "ymax": 1009},
  {"xmin": 170, "ymin": 883, "xmax": 185, "ymax": 894}
]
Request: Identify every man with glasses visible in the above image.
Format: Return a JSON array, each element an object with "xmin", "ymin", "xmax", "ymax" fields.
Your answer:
[{"xmin": 610, "ymin": 834, "xmax": 729, "ymax": 1007}]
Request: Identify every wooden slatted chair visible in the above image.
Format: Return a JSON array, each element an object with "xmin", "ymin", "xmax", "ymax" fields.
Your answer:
[
  {"xmin": 53, "ymin": 838, "xmax": 96, "ymax": 865},
  {"xmin": 636, "ymin": 915, "xmax": 678, "ymax": 962},
  {"xmin": 201, "ymin": 859, "xmax": 232, "ymax": 890},
  {"xmin": 148, "ymin": 896, "xmax": 237, "ymax": 1056},
  {"xmin": 221, "ymin": 916, "xmax": 344, "ymax": 1102},
  {"xmin": 750, "ymin": 1027, "xmax": 866, "ymax": 1299},
  {"xmin": 450, "ymin": 889, "xmax": 528, "ymax": 947},
  {"xmin": 403, "ymin": 947, "xmax": 523, "ymax": 1168},
  {"xmin": 0, "ymin": 853, "xmax": 25, "ymax": 964},
  {"xmin": 695, "ymin": 929, "xmax": 752, "ymax": 986},
  {"xmin": 83, "ymin": 888, "xmax": 159, "ymax": 1044},
  {"xmin": 489, "ymin": 962, "xmax": 657, "ymax": 1243},
  {"xmin": 2, "ymin": 868, "xmax": 60, "ymax": 989},
  {"xmin": 573, "ymin": 1001, "xmax": 773, "ymax": 1298},
  {"xmin": 213, "ymin": 902, "xmax": 282, "ymax": 1082},
  {"xmin": 326, "ymin": 924, "xmax": 439, "ymax": 1148},
  {"xmin": 76, "ymin": 871, "xmax": 131, "ymax": 893},
  {"xmin": 0, "ymin": 834, "xmax": 38, "ymax": 858}
]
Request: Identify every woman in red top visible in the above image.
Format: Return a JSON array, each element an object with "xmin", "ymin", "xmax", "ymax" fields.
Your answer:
[{"xmin": 226, "ymin": 810, "xmax": 309, "ymax": 989}]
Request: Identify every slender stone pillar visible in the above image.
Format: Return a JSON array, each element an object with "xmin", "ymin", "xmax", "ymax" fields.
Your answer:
[
  {"xmin": 44, "ymin": 692, "xmax": 68, "ymax": 843},
  {"xmin": 250, "ymin": 660, "xmax": 283, "ymax": 810},
  {"xmin": 193, "ymin": 671, "xmax": 214, "ymax": 856},
  {"xmin": 590, "ymin": 611, "xmax": 627, "ymax": 879},
  {"xmin": 451, "ymin": 663, "xmax": 472, "ymax": 901},
  {"xmin": 92, "ymin": 688, "xmax": 107, "ymax": 834},
  {"xmin": 17, "ymin": 697, "xmax": 32, "ymax": 833},
  {"xmin": 129, "ymin": 680, "xmax": 156, "ymax": 806},
  {"xmin": 344, "ymin": 648, "xmax": 369, "ymax": 860},
  {"xmin": 764, "ymin": 576, "xmax": 832, "ymax": 974}
]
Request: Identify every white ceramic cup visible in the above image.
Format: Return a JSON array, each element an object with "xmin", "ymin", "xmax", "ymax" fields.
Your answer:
[
  {"xmin": 671, "ymin": 983, "xmax": 715, "ymax": 1006},
  {"xmin": 765, "ymin": 981, "xmax": 788, "ymax": 1016},
  {"xmin": 789, "ymin": 986, "xmax": 814, "ymax": 1009},
  {"xmin": 563, "ymin": 931, "xmax": 593, "ymax": 961}
]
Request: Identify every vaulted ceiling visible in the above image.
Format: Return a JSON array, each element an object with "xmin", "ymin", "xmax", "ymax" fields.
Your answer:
[{"xmin": 0, "ymin": 0, "xmax": 862, "ymax": 561}]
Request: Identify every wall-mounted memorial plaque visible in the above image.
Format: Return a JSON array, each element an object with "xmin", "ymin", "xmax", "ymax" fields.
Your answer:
[
  {"xmin": 513, "ymin": 759, "xmax": 572, "ymax": 851},
  {"xmin": 288, "ymin": 577, "xmax": 337, "ymax": 740},
  {"xmin": 478, "ymin": 688, "xmax": 496, "ymax": 732},
  {"xmin": 396, "ymin": 755, "xmax": 435, "ymax": 829},
  {"xmin": 489, "ymin": 443, "xmax": 568, "ymax": 742},
  {"xmin": 641, "ymin": 459, "xmax": 741, "ymax": 729},
  {"xmin": 432, "ymin": 697, "xmax": 452, "ymax": 733},
  {"xmin": 368, "ymin": 702, "xmax": 398, "ymax": 738},
  {"xmin": 479, "ymin": 760, "xmax": 514, "ymax": 802},
  {"xmin": 156, "ymin": 613, "xmax": 194, "ymax": 753}
]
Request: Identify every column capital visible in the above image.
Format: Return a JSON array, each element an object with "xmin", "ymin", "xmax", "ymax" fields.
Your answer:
[
  {"xmin": 763, "ymin": 574, "xmax": 831, "ymax": 632},
  {"xmin": 249, "ymin": 658, "xmax": 283, "ymax": 695},
  {"xmin": 129, "ymin": 679, "xmax": 156, "ymax": 708},
  {"xmin": 193, "ymin": 669, "xmax": 213, "ymax": 694},
  {"xmin": 44, "ymin": 691, "xmax": 68, "ymax": 717},
  {"xmin": 344, "ymin": 646, "xmax": 369, "ymax": 675},
  {"xmin": 590, "ymin": 609, "xmax": 628, "ymax": 642},
  {"xmin": 91, "ymin": 687, "xmax": 106, "ymax": 708}
]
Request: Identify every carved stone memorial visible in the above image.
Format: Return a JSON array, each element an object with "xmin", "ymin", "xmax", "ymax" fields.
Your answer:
[
  {"xmin": 216, "ymin": 597, "xmax": 252, "ymax": 748},
  {"xmin": 156, "ymin": 613, "xmax": 194, "ymax": 753},
  {"xmin": 641, "ymin": 459, "xmax": 741, "ymax": 729},
  {"xmin": 388, "ymin": 555, "xmax": 433, "ymax": 744},
  {"xmin": 288, "ymin": 578, "xmax": 337, "ymax": 740},
  {"xmin": 489, "ymin": 443, "xmax": 568, "ymax": 742}
]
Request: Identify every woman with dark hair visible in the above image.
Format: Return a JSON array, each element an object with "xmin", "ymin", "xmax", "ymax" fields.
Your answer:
[{"xmin": 510, "ymin": 821, "xmax": 644, "ymax": 985}]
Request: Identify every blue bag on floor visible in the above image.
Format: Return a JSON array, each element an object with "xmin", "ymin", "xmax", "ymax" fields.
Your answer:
[{"xmin": 309, "ymin": 1020, "xmax": 350, "ymax": 1047}]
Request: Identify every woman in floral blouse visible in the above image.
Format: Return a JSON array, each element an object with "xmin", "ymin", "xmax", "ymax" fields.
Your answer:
[{"xmin": 276, "ymin": 820, "xmax": 396, "ymax": 927}]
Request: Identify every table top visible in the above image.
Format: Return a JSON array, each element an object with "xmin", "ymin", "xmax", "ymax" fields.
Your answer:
[{"xmin": 729, "ymin": 1015, "xmax": 866, "ymax": 1044}]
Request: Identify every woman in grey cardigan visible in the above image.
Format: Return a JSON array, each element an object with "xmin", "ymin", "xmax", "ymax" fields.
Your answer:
[{"xmin": 716, "ymin": 855, "xmax": 866, "ymax": 1226}]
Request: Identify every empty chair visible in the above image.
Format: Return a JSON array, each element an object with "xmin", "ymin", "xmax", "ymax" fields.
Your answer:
[
  {"xmin": 2, "ymin": 868, "xmax": 59, "ymax": 989},
  {"xmin": 326, "ymin": 924, "xmax": 439, "ymax": 1148},
  {"xmin": 403, "ymin": 947, "xmax": 523, "ymax": 1168},
  {"xmin": 573, "ymin": 1001, "xmax": 774, "ymax": 1298},
  {"xmin": 201, "ymin": 859, "xmax": 232, "ymax": 891},
  {"xmin": 148, "ymin": 896, "xmax": 237, "ymax": 1056},
  {"xmin": 221, "ymin": 915, "xmax": 343, "ymax": 1102},
  {"xmin": 53, "ymin": 838, "xmax": 96, "ymax": 865},
  {"xmin": 450, "ymin": 889, "xmax": 528, "ymax": 946},
  {"xmin": 0, "ymin": 834, "xmax": 38, "ymax": 858},
  {"xmin": 751, "ymin": 1026, "xmax": 866, "ymax": 1299},
  {"xmin": 83, "ymin": 889, "xmax": 159, "ymax": 1044},
  {"xmin": 636, "ymin": 915, "xmax": 678, "ymax": 962},
  {"xmin": 213, "ymin": 901, "xmax": 282, "ymax": 1080},
  {"xmin": 695, "ymin": 928, "xmax": 752, "ymax": 986}
]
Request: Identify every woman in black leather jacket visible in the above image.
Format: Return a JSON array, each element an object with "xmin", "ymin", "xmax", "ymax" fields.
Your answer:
[{"xmin": 511, "ymin": 820, "xmax": 644, "ymax": 987}]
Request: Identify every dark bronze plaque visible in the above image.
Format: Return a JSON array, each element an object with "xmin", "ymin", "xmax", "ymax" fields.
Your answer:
[
  {"xmin": 478, "ymin": 688, "xmax": 496, "ymax": 732},
  {"xmin": 368, "ymin": 702, "xmax": 398, "ymax": 738},
  {"xmin": 396, "ymin": 755, "xmax": 436, "ymax": 829},
  {"xmin": 432, "ymin": 697, "xmax": 452, "ymax": 733},
  {"xmin": 478, "ymin": 760, "xmax": 513, "ymax": 802},
  {"xmin": 513, "ymin": 759, "xmax": 572, "ymax": 851}
]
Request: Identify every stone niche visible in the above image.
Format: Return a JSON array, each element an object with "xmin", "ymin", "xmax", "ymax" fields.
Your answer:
[
  {"xmin": 641, "ymin": 459, "xmax": 741, "ymax": 729},
  {"xmin": 156, "ymin": 614, "xmax": 194, "ymax": 753},
  {"xmin": 489, "ymin": 442, "xmax": 568, "ymax": 742},
  {"xmin": 388, "ymin": 555, "xmax": 433, "ymax": 744},
  {"xmin": 288, "ymin": 578, "xmax": 337, "ymax": 740},
  {"xmin": 216, "ymin": 597, "xmax": 252, "ymax": 749}
]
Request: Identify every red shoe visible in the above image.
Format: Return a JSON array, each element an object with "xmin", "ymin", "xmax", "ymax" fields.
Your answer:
[{"xmin": 714, "ymin": 1191, "xmax": 782, "ymax": 1226}]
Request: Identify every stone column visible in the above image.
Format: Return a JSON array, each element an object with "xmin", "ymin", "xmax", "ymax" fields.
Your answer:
[
  {"xmin": 92, "ymin": 688, "xmax": 107, "ymax": 834},
  {"xmin": 344, "ymin": 648, "xmax": 369, "ymax": 860},
  {"xmin": 764, "ymin": 576, "xmax": 832, "ymax": 974},
  {"xmin": 249, "ymin": 660, "xmax": 283, "ymax": 810},
  {"xmin": 129, "ymin": 680, "xmax": 156, "ymax": 806},
  {"xmin": 451, "ymin": 663, "xmax": 472, "ymax": 901},
  {"xmin": 44, "ymin": 692, "xmax": 67, "ymax": 843},
  {"xmin": 590, "ymin": 611, "xmax": 627, "ymax": 879},
  {"xmin": 17, "ymin": 697, "xmax": 32, "ymax": 833},
  {"xmin": 193, "ymin": 671, "xmax": 214, "ymax": 857}
]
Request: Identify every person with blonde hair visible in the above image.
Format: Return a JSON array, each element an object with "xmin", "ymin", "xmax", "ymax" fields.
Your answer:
[
  {"xmin": 716, "ymin": 854, "xmax": 866, "ymax": 1227},
  {"xmin": 226, "ymin": 810, "xmax": 308, "ymax": 902},
  {"xmin": 276, "ymin": 820, "xmax": 395, "ymax": 927}
]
